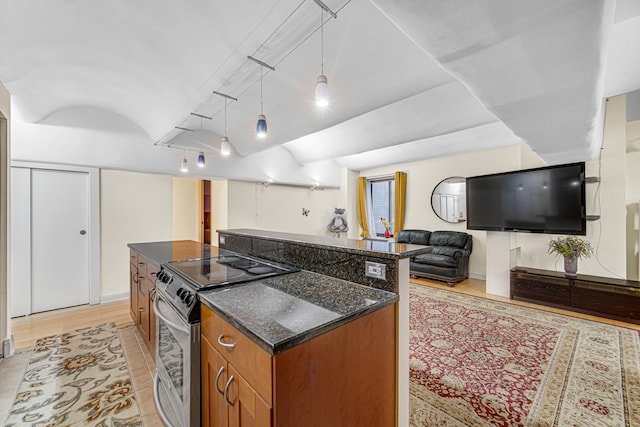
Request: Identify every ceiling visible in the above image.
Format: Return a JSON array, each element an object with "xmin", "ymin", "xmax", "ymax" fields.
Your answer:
[{"xmin": 1, "ymin": 0, "xmax": 639, "ymax": 186}]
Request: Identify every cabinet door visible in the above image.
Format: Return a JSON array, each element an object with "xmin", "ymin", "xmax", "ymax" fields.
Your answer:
[
  {"xmin": 136, "ymin": 274, "xmax": 149, "ymax": 341},
  {"xmin": 228, "ymin": 365, "xmax": 271, "ymax": 427},
  {"xmin": 147, "ymin": 261, "xmax": 160, "ymax": 357},
  {"xmin": 202, "ymin": 338, "xmax": 230, "ymax": 427},
  {"xmin": 129, "ymin": 262, "xmax": 138, "ymax": 323}
]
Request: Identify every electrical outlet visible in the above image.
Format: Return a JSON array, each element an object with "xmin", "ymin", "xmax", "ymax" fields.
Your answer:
[
  {"xmin": 365, "ymin": 261, "xmax": 386, "ymax": 280},
  {"xmin": 219, "ymin": 236, "xmax": 226, "ymax": 245}
]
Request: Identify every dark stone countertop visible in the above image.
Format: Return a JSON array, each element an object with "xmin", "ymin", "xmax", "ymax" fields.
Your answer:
[
  {"xmin": 199, "ymin": 270, "xmax": 398, "ymax": 355},
  {"xmin": 128, "ymin": 240, "xmax": 212, "ymax": 265},
  {"xmin": 219, "ymin": 228, "xmax": 431, "ymax": 259}
]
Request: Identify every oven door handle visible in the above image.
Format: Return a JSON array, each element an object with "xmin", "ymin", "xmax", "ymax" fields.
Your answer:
[
  {"xmin": 153, "ymin": 294, "xmax": 190, "ymax": 335},
  {"xmin": 154, "ymin": 374, "xmax": 176, "ymax": 427}
]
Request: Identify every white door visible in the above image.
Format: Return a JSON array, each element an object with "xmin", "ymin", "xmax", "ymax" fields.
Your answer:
[{"xmin": 31, "ymin": 169, "xmax": 90, "ymax": 313}]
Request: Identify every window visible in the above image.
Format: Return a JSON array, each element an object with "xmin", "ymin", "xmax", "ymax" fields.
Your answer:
[{"xmin": 369, "ymin": 178, "xmax": 395, "ymax": 236}]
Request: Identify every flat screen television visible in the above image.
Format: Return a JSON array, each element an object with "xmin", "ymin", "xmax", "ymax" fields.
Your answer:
[{"xmin": 466, "ymin": 162, "xmax": 586, "ymax": 235}]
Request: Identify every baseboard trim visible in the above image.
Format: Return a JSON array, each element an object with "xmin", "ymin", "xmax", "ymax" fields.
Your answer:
[
  {"xmin": 469, "ymin": 273, "xmax": 486, "ymax": 281},
  {"xmin": 2, "ymin": 334, "xmax": 15, "ymax": 358},
  {"xmin": 100, "ymin": 291, "xmax": 129, "ymax": 303}
]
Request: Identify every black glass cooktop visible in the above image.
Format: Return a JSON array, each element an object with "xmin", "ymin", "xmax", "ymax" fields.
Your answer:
[{"xmin": 165, "ymin": 254, "xmax": 299, "ymax": 290}]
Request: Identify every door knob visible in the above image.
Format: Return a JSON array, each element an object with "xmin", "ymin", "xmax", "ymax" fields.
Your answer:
[{"xmin": 80, "ymin": 229, "xmax": 87, "ymax": 235}]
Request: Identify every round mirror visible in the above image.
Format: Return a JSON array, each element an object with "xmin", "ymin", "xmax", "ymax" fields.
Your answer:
[{"xmin": 431, "ymin": 177, "xmax": 467, "ymax": 223}]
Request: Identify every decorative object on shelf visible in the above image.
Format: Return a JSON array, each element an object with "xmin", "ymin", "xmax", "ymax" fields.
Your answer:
[
  {"xmin": 381, "ymin": 217, "xmax": 392, "ymax": 238},
  {"xmin": 302, "ymin": 208, "xmax": 310, "ymax": 216},
  {"xmin": 327, "ymin": 207, "xmax": 348, "ymax": 237},
  {"xmin": 548, "ymin": 236, "xmax": 593, "ymax": 277}
]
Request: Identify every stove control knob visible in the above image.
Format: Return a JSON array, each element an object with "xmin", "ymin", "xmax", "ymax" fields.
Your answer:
[
  {"xmin": 177, "ymin": 288, "xmax": 186, "ymax": 299},
  {"xmin": 157, "ymin": 271, "xmax": 165, "ymax": 282},
  {"xmin": 184, "ymin": 293, "xmax": 195, "ymax": 306}
]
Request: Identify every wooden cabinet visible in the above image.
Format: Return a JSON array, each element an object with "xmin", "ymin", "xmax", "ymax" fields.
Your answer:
[
  {"xmin": 511, "ymin": 267, "xmax": 640, "ymax": 324},
  {"xmin": 201, "ymin": 303, "xmax": 396, "ymax": 427},
  {"xmin": 202, "ymin": 336, "xmax": 271, "ymax": 427},
  {"xmin": 129, "ymin": 249, "xmax": 159, "ymax": 358}
]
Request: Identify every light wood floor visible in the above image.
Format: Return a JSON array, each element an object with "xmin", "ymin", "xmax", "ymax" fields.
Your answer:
[{"xmin": 11, "ymin": 299, "xmax": 133, "ymax": 349}]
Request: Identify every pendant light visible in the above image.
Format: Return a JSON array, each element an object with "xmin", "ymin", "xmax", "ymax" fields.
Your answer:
[
  {"xmin": 221, "ymin": 98, "xmax": 231, "ymax": 156},
  {"xmin": 256, "ymin": 65, "xmax": 267, "ymax": 138},
  {"xmin": 180, "ymin": 149, "xmax": 189, "ymax": 173},
  {"xmin": 197, "ymin": 117, "xmax": 206, "ymax": 167},
  {"xmin": 248, "ymin": 56, "xmax": 275, "ymax": 140},
  {"xmin": 213, "ymin": 90, "xmax": 238, "ymax": 156},
  {"xmin": 315, "ymin": 7, "xmax": 329, "ymax": 108}
]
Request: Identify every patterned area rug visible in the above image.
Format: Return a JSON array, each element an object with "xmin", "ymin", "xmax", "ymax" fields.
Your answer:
[
  {"xmin": 3, "ymin": 322, "xmax": 142, "ymax": 426},
  {"xmin": 409, "ymin": 285, "xmax": 640, "ymax": 427}
]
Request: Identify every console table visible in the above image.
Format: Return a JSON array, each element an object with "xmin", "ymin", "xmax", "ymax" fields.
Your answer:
[{"xmin": 510, "ymin": 267, "xmax": 640, "ymax": 324}]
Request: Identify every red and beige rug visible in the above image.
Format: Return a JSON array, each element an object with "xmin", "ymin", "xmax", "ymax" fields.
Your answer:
[
  {"xmin": 3, "ymin": 322, "xmax": 142, "ymax": 426},
  {"xmin": 409, "ymin": 284, "xmax": 640, "ymax": 427}
]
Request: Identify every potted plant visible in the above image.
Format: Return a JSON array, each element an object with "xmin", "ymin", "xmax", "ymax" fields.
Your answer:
[{"xmin": 548, "ymin": 236, "xmax": 593, "ymax": 277}]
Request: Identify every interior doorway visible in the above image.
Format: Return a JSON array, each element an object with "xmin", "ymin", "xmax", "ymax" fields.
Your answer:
[{"xmin": 201, "ymin": 180, "xmax": 211, "ymax": 244}]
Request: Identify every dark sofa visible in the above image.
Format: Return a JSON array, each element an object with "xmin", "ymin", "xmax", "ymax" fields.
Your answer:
[{"xmin": 396, "ymin": 229, "xmax": 472, "ymax": 286}]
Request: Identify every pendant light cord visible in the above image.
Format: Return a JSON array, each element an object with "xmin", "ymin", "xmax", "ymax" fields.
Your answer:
[
  {"xmin": 320, "ymin": 9, "xmax": 324, "ymax": 75},
  {"xmin": 224, "ymin": 98, "xmax": 228, "ymax": 137},
  {"xmin": 260, "ymin": 66, "xmax": 264, "ymax": 114},
  {"xmin": 200, "ymin": 117, "xmax": 203, "ymax": 149}
]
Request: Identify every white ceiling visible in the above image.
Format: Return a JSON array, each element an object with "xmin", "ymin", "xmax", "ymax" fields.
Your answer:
[{"xmin": 1, "ymin": 0, "xmax": 639, "ymax": 186}]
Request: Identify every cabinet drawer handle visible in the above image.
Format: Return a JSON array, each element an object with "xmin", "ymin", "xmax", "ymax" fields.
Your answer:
[
  {"xmin": 138, "ymin": 308, "xmax": 144, "ymax": 312},
  {"xmin": 215, "ymin": 366, "xmax": 225, "ymax": 395},
  {"xmin": 139, "ymin": 262, "xmax": 145, "ymax": 266},
  {"xmin": 218, "ymin": 334, "xmax": 236, "ymax": 349},
  {"xmin": 223, "ymin": 375, "xmax": 235, "ymax": 407}
]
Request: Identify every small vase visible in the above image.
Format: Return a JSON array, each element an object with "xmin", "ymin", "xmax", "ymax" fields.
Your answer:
[
  {"xmin": 384, "ymin": 228, "xmax": 391, "ymax": 238},
  {"xmin": 564, "ymin": 256, "xmax": 578, "ymax": 277}
]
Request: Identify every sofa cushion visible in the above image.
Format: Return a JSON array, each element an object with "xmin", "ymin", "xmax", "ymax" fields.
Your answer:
[
  {"xmin": 396, "ymin": 229, "xmax": 431, "ymax": 246},
  {"xmin": 429, "ymin": 231, "xmax": 469, "ymax": 248},
  {"xmin": 413, "ymin": 253, "xmax": 457, "ymax": 268},
  {"xmin": 431, "ymin": 246, "xmax": 462, "ymax": 258}
]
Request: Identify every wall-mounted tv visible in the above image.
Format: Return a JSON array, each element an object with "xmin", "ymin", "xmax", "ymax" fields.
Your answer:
[{"xmin": 466, "ymin": 162, "xmax": 586, "ymax": 235}]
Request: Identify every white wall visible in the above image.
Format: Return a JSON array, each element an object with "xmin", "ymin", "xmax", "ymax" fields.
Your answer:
[
  {"xmin": 226, "ymin": 180, "xmax": 344, "ymax": 237},
  {"xmin": 517, "ymin": 96, "xmax": 628, "ymax": 278},
  {"xmin": 100, "ymin": 170, "xmax": 173, "ymax": 299},
  {"xmin": 360, "ymin": 144, "xmax": 524, "ymax": 278},
  {"xmin": 172, "ymin": 177, "xmax": 200, "ymax": 241},
  {"xmin": 0, "ymin": 82, "xmax": 11, "ymax": 355}
]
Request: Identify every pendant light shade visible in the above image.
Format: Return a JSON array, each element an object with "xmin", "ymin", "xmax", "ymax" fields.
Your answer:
[
  {"xmin": 256, "ymin": 114, "xmax": 267, "ymax": 138},
  {"xmin": 315, "ymin": 74, "xmax": 329, "ymax": 107},
  {"xmin": 221, "ymin": 136, "xmax": 231, "ymax": 156},
  {"xmin": 197, "ymin": 116, "xmax": 205, "ymax": 167},
  {"xmin": 180, "ymin": 155, "xmax": 188, "ymax": 173}
]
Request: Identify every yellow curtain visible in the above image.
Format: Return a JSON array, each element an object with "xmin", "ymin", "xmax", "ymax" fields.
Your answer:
[
  {"xmin": 394, "ymin": 171, "xmax": 407, "ymax": 236},
  {"xmin": 357, "ymin": 176, "xmax": 370, "ymax": 238}
]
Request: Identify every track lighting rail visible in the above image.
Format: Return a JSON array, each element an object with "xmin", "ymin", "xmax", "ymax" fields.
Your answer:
[
  {"xmin": 213, "ymin": 91, "xmax": 238, "ymax": 102},
  {"xmin": 190, "ymin": 112, "xmax": 212, "ymax": 120},
  {"xmin": 312, "ymin": 0, "xmax": 337, "ymax": 18},
  {"xmin": 247, "ymin": 56, "xmax": 276, "ymax": 71},
  {"xmin": 175, "ymin": 126, "xmax": 194, "ymax": 132}
]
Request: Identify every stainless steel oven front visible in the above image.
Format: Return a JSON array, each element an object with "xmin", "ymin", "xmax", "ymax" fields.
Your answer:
[{"xmin": 152, "ymin": 292, "xmax": 200, "ymax": 427}]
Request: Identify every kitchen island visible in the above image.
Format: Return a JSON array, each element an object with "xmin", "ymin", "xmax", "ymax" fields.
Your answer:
[
  {"xmin": 218, "ymin": 228, "xmax": 432, "ymax": 426},
  {"xmin": 130, "ymin": 231, "xmax": 430, "ymax": 426}
]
